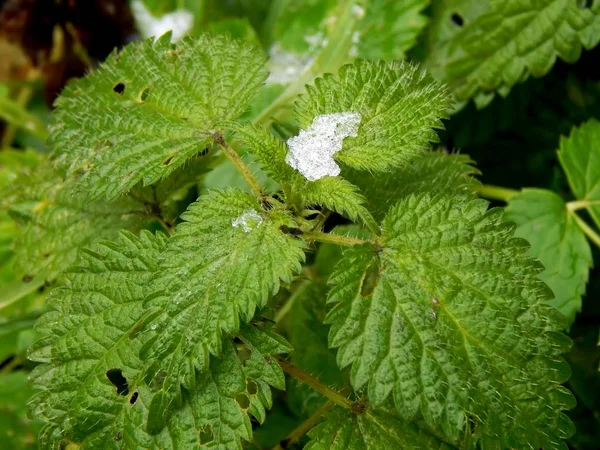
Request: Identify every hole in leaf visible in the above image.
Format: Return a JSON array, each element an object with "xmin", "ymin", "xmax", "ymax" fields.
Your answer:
[
  {"xmin": 139, "ymin": 87, "xmax": 150, "ymax": 102},
  {"xmin": 22, "ymin": 274, "xmax": 33, "ymax": 283},
  {"xmin": 199, "ymin": 147, "xmax": 209, "ymax": 156},
  {"xmin": 200, "ymin": 427, "xmax": 215, "ymax": 446},
  {"xmin": 235, "ymin": 342, "xmax": 252, "ymax": 365},
  {"xmin": 199, "ymin": 426, "xmax": 214, "ymax": 444},
  {"xmin": 106, "ymin": 368, "xmax": 129, "ymax": 395},
  {"xmin": 162, "ymin": 153, "xmax": 178, "ymax": 166},
  {"xmin": 235, "ymin": 393, "xmax": 250, "ymax": 409},
  {"xmin": 129, "ymin": 391, "xmax": 139, "ymax": 405},
  {"xmin": 246, "ymin": 380, "xmax": 258, "ymax": 395},
  {"xmin": 113, "ymin": 82, "xmax": 126, "ymax": 95},
  {"xmin": 450, "ymin": 13, "xmax": 464, "ymax": 27}
]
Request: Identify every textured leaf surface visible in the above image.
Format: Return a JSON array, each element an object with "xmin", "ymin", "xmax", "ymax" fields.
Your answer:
[
  {"xmin": 506, "ymin": 189, "xmax": 592, "ymax": 324},
  {"xmin": 142, "ymin": 188, "xmax": 304, "ymax": 401},
  {"xmin": 443, "ymin": 0, "xmax": 600, "ymax": 102},
  {"xmin": 49, "ymin": 34, "xmax": 267, "ymax": 200},
  {"xmin": 7, "ymin": 162, "xmax": 149, "ymax": 280},
  {"xmin": 29, "ymin": 231, "xmax": 289, "ymax": 449},
  {"xmin": 231, "ymin": 123, "xmax": 378, "ymax": 231},
  {"xmin": 305, "ymin": 407, "xmax": 452, "ymax": 450},
  {"xmin": 347, "ymin": 150, "xmax": 480, "ymax": 221},
  {"xmin": 558, "ymin": 118, "xmax": 600, "ymax": 229},
  {"xmin": 327, "ymin": 193, "xmax": 574, "ymax": 448},
  {"xmin": 295, "ymin": 60, "xmax": 451, "ymax": 172}
]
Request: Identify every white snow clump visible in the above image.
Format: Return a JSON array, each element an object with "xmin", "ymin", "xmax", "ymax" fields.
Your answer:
[
  {"xmin": 231, "ymin": 209, "xmax": 263, "ymax": 233},
  {"xmin": 285, "ymin": 112, "xmax": 362, "ymax": 181},
  {"xmin": 132, "ymin": 1, "xmax": 194, "ymax": 43}
]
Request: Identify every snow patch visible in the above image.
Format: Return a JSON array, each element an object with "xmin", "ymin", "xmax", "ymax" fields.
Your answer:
[
  {"xmin": 232, "ymin": 209, "xmax": 263, "ymax": 233},
  {"xmin": 285, "ymin": 112, "xmax": 362, "ymax": 181},
  {"xmin": 267, "ymin": 43, "xmax": 314, "ymax": 85},
  {"xmin": 352, "ymin": 5, "xmax": 365, "ymax": 19},
  {"xmin": 132, "ymin": 1, "xmax": 194, "ymax": 42}
]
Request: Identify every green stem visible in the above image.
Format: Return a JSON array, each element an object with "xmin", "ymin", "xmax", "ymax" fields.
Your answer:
[
  {"xmin": 276, "ymin": 356, "xmax": 358, "ymax": 412},
  {"xmin": 571, "ymin": 212, "xmax": 600, "ymax": 248},
  {"xmin": 212, "ymin": 132, "xmax": 264, "ymax": 198},
  {"xmin": 476, "ymin": 184, "xmax": 519, "ymax": 202},
  {"xmin": 272, "ymin": 400, "xmax": 335, "ymax": 450},
  {"xmin": 274, "ymin": 278, "xmax": 311, "ymax": 323},
  {"xmin": 567, "ymin": 199, "xmax": 600, "ymax": 212},
  {"xmin": 302, "ymin": 230, "xmax": 367, "ymax": 247}
]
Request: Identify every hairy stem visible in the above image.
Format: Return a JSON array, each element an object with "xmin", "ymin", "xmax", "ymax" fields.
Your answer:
[
  {"xmin": 212, "ymin": 132, "xmax": 263, "ymax": 198},
  {"xmin": 272, "ymin": 401, "xmax": 335, "ymax": 450},
  {"xmin": 276, "ymin": 356, "xmax": 360, "ymax": 412},
  {"xmin": 571, "ymin": 212, "xmax": 600, "ymax": 248},
  {"xmin": 302, "ymin": 231, "xmax": 367, "ymax": 247},
  {"xmin": 476, "ymin": 184, "xmax": 519, "ymax": 202}
]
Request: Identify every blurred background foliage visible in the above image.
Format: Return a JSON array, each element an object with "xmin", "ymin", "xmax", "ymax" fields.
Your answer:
[{"xmin": 0, "ymin": 1, "xmax": 599, "ymax": 448}]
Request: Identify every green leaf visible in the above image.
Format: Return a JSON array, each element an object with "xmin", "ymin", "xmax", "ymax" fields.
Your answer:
[
  {"xmin": 29, "ymin": 231, "xmax": 288, "ymax": 448},
  {"xmin": 286, "ymin": 279, "xmax": 346, "ymax": 416},
  {"xmin": 305, "ymin": 407, "xmax": 453, "ymax": 450},
  {"xmin": 49, "ymin": 34, "xmax": 267, "ymax": 201},
  {"xmin": 326, "ymin": 193, "xmax": 574, "ymax": 448},
  {"xmin": 443, "ymin": 0, "xmax": 599, "ymax": 103},
  {"xmin": 505, "ymin": 189, "xmax": 592, "ymax": 325},
  {"xmin": 357, "ymin": 0, "xmax": 430, "ymax": 61},
  {"xmin": 579, "ymin": 0, "xmax": 600, "ymax": 48},
  {"xmin": 141, "ymin": 188, "xmax": 304, "ymax": 401},
  {"xmin": 10, "ymin": 166, "xmax": 150, "ymax": 280},
  {"xmin": 558, "ymin": 118, "xmax": 600, "ymax": 229},
  {"xmin": 295, "ymin": 60, "xmax": 451, "ymax": 172},
  {"xmin": 0, "ymin": 372, "xmax": 42, "ymax": 450},
  {"xmin": 347, "ymin": 150, "xmax": 480, "ymax": 221},
  {"xmin": 231, "ymin": 123, "xmax": 378, "ymax": 231}
]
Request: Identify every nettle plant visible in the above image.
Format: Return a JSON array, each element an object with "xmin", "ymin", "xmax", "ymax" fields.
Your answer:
[{"xmin": 6, "ymin": 2, "xmax": 600, "ymax": 447}]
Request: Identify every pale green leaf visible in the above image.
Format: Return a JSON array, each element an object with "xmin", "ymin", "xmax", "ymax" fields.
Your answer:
[
  {"xmin": 558, "ymin": 118, "xmax": 600, "ymax": 229},
  {"xmin": 0, "ymin": 372, "xmax": 42, "ymax": 450},
  {"xmin": 305, "ymin": 407, "xmax": 453, "ymax": 450},
  {"xmin": 327, "ymin": 193, "xmax": 574, "ymax": 448},
  {"xmin": 49, "ymin": 34, "xmax": 267, "ymax": 200},
  {"xmin": 444, "ymin": 0, "xmax": 599, "ymax": 102},
  {"xmin": 346, "ymin": 150, "xmax": 480, "ymax": 221},
  {"xmin": 141, "ymin": 188, "xmax": 304, "ymax": 402},
  {"xmin": 295, "ymin": 60, "xmax": 451, "ymax": 172},
  {"xmin": 505, "ymin": 189, "xmax": 592, "ymax": 325}
]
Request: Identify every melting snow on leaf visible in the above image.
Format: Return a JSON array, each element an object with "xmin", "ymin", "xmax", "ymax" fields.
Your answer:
[
  {"xmin": 231, "ymin": 209, "xmax": 263, "ymax": 233},
  {"xmin": 286, "ymin": 112, "xmax": 362, "ymax": 181}
]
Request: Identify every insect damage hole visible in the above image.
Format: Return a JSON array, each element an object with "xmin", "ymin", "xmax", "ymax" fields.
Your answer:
[
  {"xmin": 450, "ymin": 13, "xmax": 464, "ymax": 27},
  {"xmin": 106, "ymin": 368, "xmax": 129, "ymax": 396},
  {"xmin": 139, "ymin": 87, "xmax": 151, "ymax": 102},
  {"xmin": 113, "ymin": 82, "xmax": 126, "ymax": 95},
  {"xmin": 129, "ymin": 391, "xmax": 139, "ymax": 405}
]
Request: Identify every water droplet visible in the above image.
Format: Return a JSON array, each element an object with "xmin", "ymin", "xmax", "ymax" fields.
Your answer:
[{"xmin": 232, "ymin": 209, "xmax": 263, "ymax": 233}]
